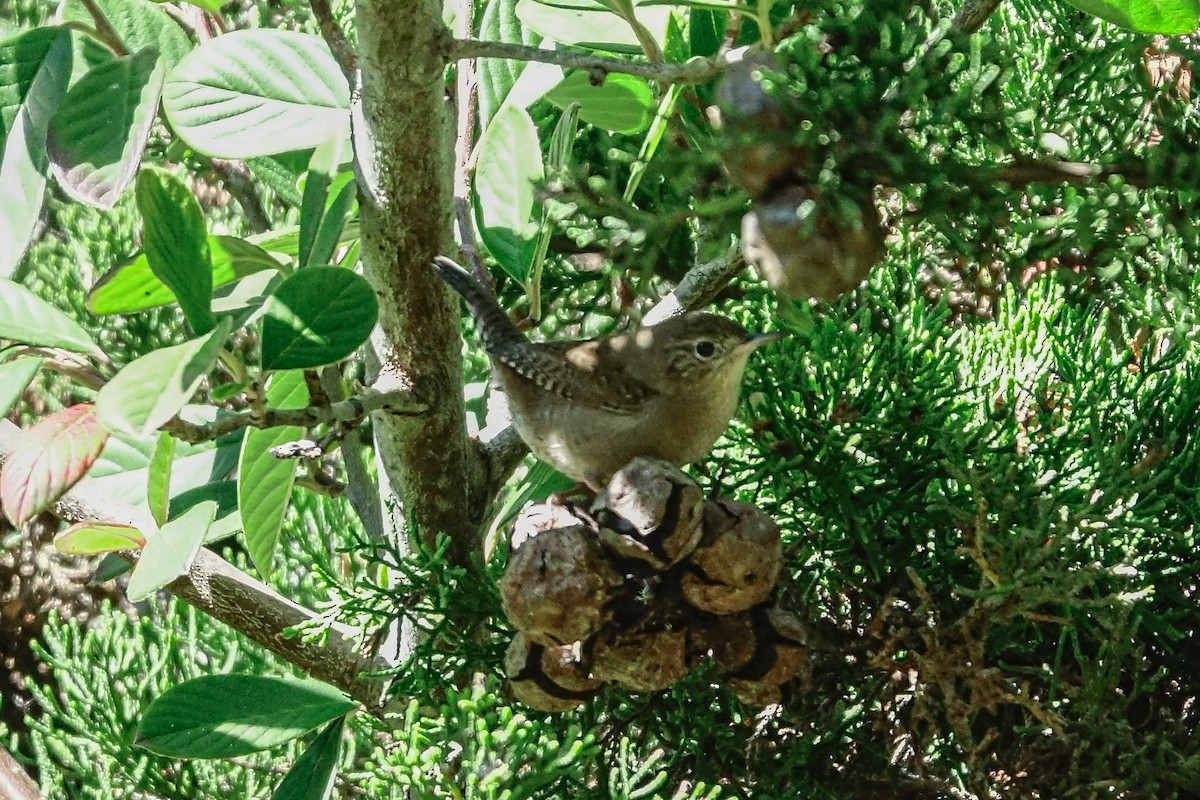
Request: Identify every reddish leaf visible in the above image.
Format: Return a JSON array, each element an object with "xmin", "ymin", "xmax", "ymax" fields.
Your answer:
[{"xmin": 0, "ymin": 404, "xmax": 109, "ymax": 526}]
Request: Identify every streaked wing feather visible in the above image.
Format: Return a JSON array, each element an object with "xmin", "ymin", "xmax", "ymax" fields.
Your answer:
[{"xmin": 492, "ymin": 342, "xmax": 656, "ymax": 414}]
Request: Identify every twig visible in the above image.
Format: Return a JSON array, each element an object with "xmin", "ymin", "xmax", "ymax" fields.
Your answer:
[
  {"xmin": 0, "ymin": 419, "xmax": 397, "ymax": 716},
  {"xmin": 205, "ymin": 157, "xmax": 271, "ymax": 234},
  {"xmin": 161, "ymin": 388, "xmax": 425, "ymax": 444},
  {"xmin": 644, "ymin": 249, "xmax": 748, "ymax": 325},
  {"xmin": 321, "ymin": 368, "xmax": 384, "ymax": 541},
  {"xmin": 953, "ymin": 0, "xmax": 1004, "ymax": 35},
  {"xmin": 311, "ymin": 0, "xmax": 358, "ymax": 79},
  {"xmin": 443, "ymin": 35, "xmax": 747, "ymax": 85},
  {"xmin": 0, "ymin": 744, "xmax": 42, "ymax": 800},
  {"xmin": 452, "ymin": 0, "xmax": 490, "ymax": 287},
  {"xmin": 993, "ymin": 159, "xmax": 1150, "ymax": 189}
]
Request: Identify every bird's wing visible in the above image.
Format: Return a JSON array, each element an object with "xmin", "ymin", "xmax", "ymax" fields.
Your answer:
[{"xmin": 491, "ymin": 340, "xmax": 658, "ymax": 414}]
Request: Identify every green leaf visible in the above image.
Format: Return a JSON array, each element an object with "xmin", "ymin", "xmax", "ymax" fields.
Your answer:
[
  {"xmin": 307, "ymin": 175, "xmax": 357, "ymax": 270},
  {"xmin": 88, "ymin": 412, "xmax": 242, "ymax": 508},
  {"xmin": 136, "ymin": 675, "xmax": 357, "ymax": 759},
  {"xmin": 474, "ymin": 103, "xmax": 543, "ymax": 282},
  {"xmin": 125, "ymin": 499, "xmax": 215, "ymax": 601},
  {"xmin": 55, "ymin": 522, "xmax": 146, "ymax": 554},
  {"xmin": 478, "ymin": 0, "xmax": 543, "ymax": 127},
  {"xmin": 1061, "ymin": 0, "xmax": 1198, "ymax": 32},
  {"xmin": 88, "ymin": 235, "xmax": 281, "ymax": 315},
  {"xmin": 260, "ymin": 267, "xmax": 377, "ymax": 370},
  {"xmin": 239, "ymin": 370, "xmax": 307, "ymax": 577},
  {"xmin": 146, "ymin": 430, "xmax": 175, "ymax": 528},
  {"xmin": 0, "ymin": 278, "xmax": 100, "ymax": 354},
  {"xmin": 169, "ymin": 480, "xmax": 242, "ymax": 543},
  {"xmin": 136, "ymin": 167, "xmax": 216, "ymax": 333},
  {"xmin": 95, "ymin": 318, "xmax": 233, "ymax": 436},
  {"xmin": 514, "ymin": 0, "xmax": 673, "ymax": 52},
  {"xmin": 245, "ymin": 150, "xmax": 309, "ymax": 208},
  {"xmin": 0, "ymin": 358, "xmax": 42, "ymax": 417},
  {"xmin": 299, "ymin": 138, "xmax": 344, "ymax": 269},
  {"xmin": 60, "ymin": 0, "xmax": 192, "ymax": 69},
  {"xmin": 0, "ymin": 404, "xmax": 109, "ymax": 526},
  {"xmin": 163, "ymin": 30, "xmax": 350, "ymax": 159},
  {"xmin": 92, "ymin": 551, "xmax": 134, "ymax": 582},
  {"xmin": 179, "ymin": 0, "xmax": 224, "ymax": 13},
  {"xmin": 272, "ymin": 713, "xmax": 345, "ymax": 800},
  {"xmin": 0, "ymin": 27, "xmax": 72, "ymax": 277},
  {"xmin": 46, "ymin": 47, "xmax": 165, "ymax": 209},
  {"xmin": 545, "ymin": 71, "xmax": 655, "ymax": 134}
]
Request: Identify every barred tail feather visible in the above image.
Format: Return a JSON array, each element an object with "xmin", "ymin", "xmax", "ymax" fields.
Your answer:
[{"xmin": 433, "ymin": 256, "xmax": 525, "ymax": 353}]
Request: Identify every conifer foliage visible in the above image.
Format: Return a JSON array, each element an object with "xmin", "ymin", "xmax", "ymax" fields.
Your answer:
[{"xmin": 1, "ymin": 0, "xmax": 1198, "ymax": 798}]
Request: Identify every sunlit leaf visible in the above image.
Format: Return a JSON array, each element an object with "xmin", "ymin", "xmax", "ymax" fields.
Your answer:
[
  {"xmin": 0, "ymin": 404, "xmax": 109, "ymax": 526},
  {"xmin": 125, "ymin": 499, "xmax": 215, "ymax": 601},
  {"xmin": 136, "ymin": 675, "xmax": 356, "ymax": 758},
  {"xmin": 239, "ymin": 370, "xmax": 307, "ymax": 577},
  {"xmin": 55, "ymin": 522, "xmax": 146, "ymax": 554},
  {"xmin": 163, "ymin": 30, "xmax": 350, "ymax": 158}
]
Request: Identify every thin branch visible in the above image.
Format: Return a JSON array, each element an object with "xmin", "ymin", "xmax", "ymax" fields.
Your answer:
[
  {"xmin": 161, "ymin": 388, "xmax": 424, "ymax": 444},
  {"xmin": 0, "ymin": 420, "xmax": 396, "ymax": 716},
  {"xmin": 644, "ymin": 249, "xmax": 748, "ymax": 325},
  {"xmin": 992, "ymin": 159, "xmax": 1150, "ymax": 189},
  {"xmin": 953, "ymin": 0, "xmax": 1004, "ymax": 35},
  {"xmin": 311, "ymin": 0, "xmax": 358, "ymax": 79},
  {"xmin": 0, "ymin": 744, "xmax": 42, "ymax": 800},
  {"xmin": 443, "ymin": 35, "xmax": 747, "ymax": 85},
  {"xmin": 452, "ymin": 0, "xmax": 490, "ymax": 286},
  {"xmin": 476, "ymin": 423, "xmax": 529, "ymax": 500},
  {"xmin": 205, "ymin": 157, "xmax": 271, "ymax": 234}
]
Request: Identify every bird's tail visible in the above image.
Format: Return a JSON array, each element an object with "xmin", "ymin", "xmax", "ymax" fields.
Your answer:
[{"xmin": 433, "ymin": 256, "xmax": 525, "ymax": 353}]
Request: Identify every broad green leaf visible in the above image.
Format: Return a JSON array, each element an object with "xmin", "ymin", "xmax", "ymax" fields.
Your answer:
[
  {"xmin": 239, "ymin": 370, "xmax": 307, "ymax": 577},
  {"xmin": 95, "ymin": 318, "xmax": 233, "ymax": 436},
  {"xmin": 474, "ymin": 103, "xmax": 543, "ymax": 282},
  {"xmin": 0, "ymin": 28, "xmax": 72, "ymax": 278},
  {"xmin": 125, "ymin": 499, "xmax": 215, "ymax": 601},
  {"xmin": 47, "ymin": 47, "xmax": 165, "ymax": 209},
  {"xmin": 169, "ymin": 480, "xmax": 241, "ymax": 542},
  {"xmin": 163, "ymin": 30, "xmax": 350, "ymax": 159},
  {"xmin": 55, "ymin": 522, "xmax": 146, "ymax": 554},
  {"xmin": 478, "ymin": 0, "xmax": 543, "ymax": 127},
  {"xmin": 272, "ymin": 717, "xmax": 345, "ymax": 800},
  {"xmin": 514, "ymin": 0, "xmax": 673, "ymax": 52},
  {"xmin": 212, "ymin": 269, "xmax": 283, "ymax": 324},
  {"xmin": 0, "ymin": 404, "xmax": 109, "ymax": 526},
  {"xmin": 92, "ymin": 552, "xmax": 133, "ymax": 582},
  {"xmin": 260, "ymin": 267, "xmax": 377, "ymax": 370},
  {"xmin": 136, "ymin": 167, "xmax": 216, "ymax": 333},
  {"xmin": 245, "ymin": 150, "xmax": 310, "ymax": 208},
  {"xmin": 60, "ymin": 0, "xmax": 192, "ymax": 69},
  {"xmin": 88, "ymin": 235, "xmax": 281, "ymax": 315},
  {"xmin": 0, "ymin": 358, "xmax": 42, "ymax": 417},
  {"xmin": 545, "ymin": 71, "xmax": 655, "ymax": 133},
  {"xmin": 136, "ymin": 675, "xmax": 357, "ymax": 758},
  {"xmin": 299, "ymin": 138, "xmax": 344, "ymax": 269},
  {"xmin": 1062, "ymin": 0, "xmax": 1198, "ymax": 32},
  {"xmin": 248, "ymin": 224, "xmax": 360, "ymax": 259},
  {"xmin": 180, "ymin": 0, "xmax": 224, "ymax": 13},
  {"xmin": 307, "ymin": 175, "xmax": 357, "ymax": 270},
  {"xmin": 88, "ymin": 413, "xmax": 242, "ymax": 508},
  {"xmin": 0, "ymin": 278, "xmax": 100, "ymax": 354},
  {"xmin": 147, "ymin": 430, "xmax": 175, "ymax": 527}
]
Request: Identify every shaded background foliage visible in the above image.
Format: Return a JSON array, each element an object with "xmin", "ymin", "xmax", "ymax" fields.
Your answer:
[{"xmin": 2, "ymin": 0, "xmax": 1199, "ymax": 798}]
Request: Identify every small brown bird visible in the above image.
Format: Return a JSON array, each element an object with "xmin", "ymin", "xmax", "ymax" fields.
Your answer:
[{"xmin": 434, "ymin": 256, "xmax": 783, "ymax": 488}]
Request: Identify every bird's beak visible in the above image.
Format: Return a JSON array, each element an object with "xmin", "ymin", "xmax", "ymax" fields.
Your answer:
[{"xmin": 738, "ymin": 330, "xmax": 788, "ymax": 352}]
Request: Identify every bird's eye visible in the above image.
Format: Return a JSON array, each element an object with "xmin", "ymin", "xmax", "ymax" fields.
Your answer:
[{"xmin": 694, "ymin": 340, "xmax": 717, "ymax": 358}]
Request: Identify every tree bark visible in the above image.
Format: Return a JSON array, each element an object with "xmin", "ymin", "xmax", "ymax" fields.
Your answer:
[{"xmin": 353, "ymin": 0, "xmax": 488, "ymax": 565}]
